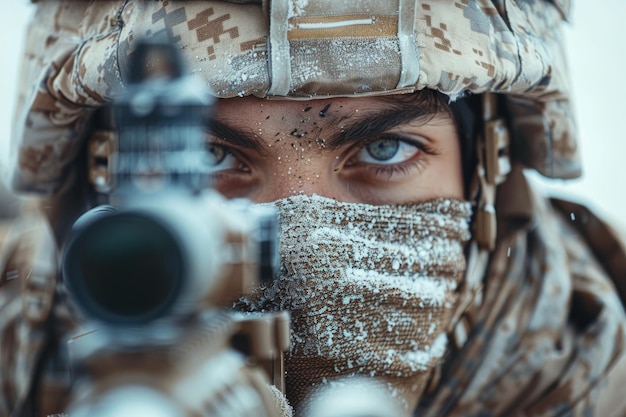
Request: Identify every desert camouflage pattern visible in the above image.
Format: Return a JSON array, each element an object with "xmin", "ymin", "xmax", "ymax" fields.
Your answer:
[
  {"xmin": 1, "ymin": 169, "xmax": 626, "ymax": 416},
  {"xmin": 5, "ymin": 1, "xmax": 625, "ymax": 416},
  {"xmin": 9, "ymin": 0, "xmax": 578, "ymax": 195},
  {"xmin": 0, "ymin": 203, "xmax": 76, "ymax": 417},
  {"xmin": 417, "ymin": 167, "xmax": 626, "ymax": 416}
]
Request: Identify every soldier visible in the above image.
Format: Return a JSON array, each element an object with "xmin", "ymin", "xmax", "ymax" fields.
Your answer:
[{"xmin": 2, "ymin": 1, "xmax": 626, "ymax": 417}]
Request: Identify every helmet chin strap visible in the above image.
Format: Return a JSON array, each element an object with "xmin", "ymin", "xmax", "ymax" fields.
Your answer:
[
  {"xmin": 445, "ymin": 92, "xmax": 511, "ymax": 357},
  {"xmin": 474, "ymin": 92, "xmax": 512, "ymax": 251}
]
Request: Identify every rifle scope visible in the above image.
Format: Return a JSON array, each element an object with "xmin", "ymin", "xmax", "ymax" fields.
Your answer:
[
  {"xmin": 62, "ymin": 196, "xmax": 278, "ymax": 326},
  {"xmin": 61, "ymin": 39, "xmax": 278, "ymax": 327},
  {"xmin": 62, "ymin": 207, "xmax": 184, "ymax": 324}
]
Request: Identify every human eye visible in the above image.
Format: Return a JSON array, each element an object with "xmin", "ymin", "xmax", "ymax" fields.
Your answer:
[
  {"xmin": 206, "ymin": 142, "xmax": 238, "ymax": 172},
  {"xmin": 342, "ymin": 134, "xmax": 438, "ymax": 181},
  {"xmin": 355, "ymin": 137, "xmax": 420, "ymax": 165},
  {"xmin": 204, "ymin": 140, "xmax": 255, "ymax": 198}
]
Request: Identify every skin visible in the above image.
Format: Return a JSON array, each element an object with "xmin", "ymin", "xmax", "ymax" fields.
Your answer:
[{"xmin": 206, "ymin": 95, "xmax": 464, "ymax": 205}]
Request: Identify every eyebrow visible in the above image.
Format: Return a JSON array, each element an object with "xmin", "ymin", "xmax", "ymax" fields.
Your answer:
[
  {"xmin": 205, "ymin": 119, "xmax": 266, "ymax": 153},
  {"xmin": 206, "ymin": 104, "xmax": 438, "ymax": 151},
  {"xmin": 325, "ymin": 105, "xmax": 437, "ymax": 150}
]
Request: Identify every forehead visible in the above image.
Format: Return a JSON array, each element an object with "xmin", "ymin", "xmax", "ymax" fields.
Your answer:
[
  {"xmin": 213, "ymin": 93, "xmax": 449, "ymax": 124},
  {"xmin": 208, "ymin": 94, "xmax": 459, "ymax": 161}
]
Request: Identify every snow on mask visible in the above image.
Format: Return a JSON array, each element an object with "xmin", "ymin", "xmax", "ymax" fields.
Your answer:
[{"xmin": 235, "ymin": 195, "xmax": 472, "ymax": 413}]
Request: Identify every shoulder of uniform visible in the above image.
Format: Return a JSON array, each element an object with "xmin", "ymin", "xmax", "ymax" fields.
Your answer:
[{"xmin": 549, "ymin": 196, "xmax": 626, "ymax": 300}]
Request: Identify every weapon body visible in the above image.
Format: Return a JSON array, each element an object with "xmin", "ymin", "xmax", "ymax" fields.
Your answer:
[{"xmin": 61, "ymin": 40, "xmax": 287, "ymax": 417}]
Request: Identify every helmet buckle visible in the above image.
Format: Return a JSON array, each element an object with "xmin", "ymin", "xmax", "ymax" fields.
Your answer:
[
  {"xmin": 473, "ymin": 93, "xmax": 511, "ymax": 251},
  {"xmin": 484, "ymin": 118, "xmax": 511, "ymax": 185}
]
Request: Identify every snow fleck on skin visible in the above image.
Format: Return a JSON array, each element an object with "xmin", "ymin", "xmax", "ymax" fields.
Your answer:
[{"xmin": 235, "ymin": 194, "xmax": 472, "ymax": 411}]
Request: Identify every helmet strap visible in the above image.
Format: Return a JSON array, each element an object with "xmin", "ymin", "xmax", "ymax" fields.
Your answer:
[
  {"xmin": 473, "ymin": 92, "xmax": 511, "ymax": 250},
  {"xmin": 447, "ymin": 92, "xmax": 511, "ymax": 350}
]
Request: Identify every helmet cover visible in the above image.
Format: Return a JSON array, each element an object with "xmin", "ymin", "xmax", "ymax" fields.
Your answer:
[{"xmin": 9, "ymin": 0, "xmax": 579, "ymax": 194}]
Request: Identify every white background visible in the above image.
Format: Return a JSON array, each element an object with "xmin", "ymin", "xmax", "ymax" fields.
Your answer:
[{"xmin": 0, "ymin": 1, "xmax": 625, "ymax": 223}]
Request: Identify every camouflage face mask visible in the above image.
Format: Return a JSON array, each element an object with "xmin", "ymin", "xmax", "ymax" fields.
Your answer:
[{"xmin": 235, "ymin": 194, "xmax": 472, "ymax": 413}]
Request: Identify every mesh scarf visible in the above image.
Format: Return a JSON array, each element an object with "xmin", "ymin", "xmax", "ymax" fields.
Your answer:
[{"xmin": 235, "ymin": 195, "xmax": 472, "ymax": 414}]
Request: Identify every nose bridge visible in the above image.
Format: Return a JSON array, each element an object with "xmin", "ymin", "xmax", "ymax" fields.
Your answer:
[
  {"xmin": 260, "ymin": 162, "xmax": 332, "ymax": 202},
  {"xmin": 250, "ymin": 114, "xmax": 341, "ymax": 202}
]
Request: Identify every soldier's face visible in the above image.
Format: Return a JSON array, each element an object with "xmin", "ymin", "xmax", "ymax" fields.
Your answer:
[{"xmin": 208, "ymin": 95, "xmax": 464, "ymax": 205}]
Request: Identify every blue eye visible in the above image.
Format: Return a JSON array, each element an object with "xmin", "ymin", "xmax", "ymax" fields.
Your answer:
[
  {"xmin": 356, "ymin": 138, "xmax": 420, "ymax": 165},
  {"xmin": 206, "ymin": 143, "xmax": 237, "ymax": 171},
  {"xmin": 366, "ymin": 139, "xmax": 399, "ymax": 161}
]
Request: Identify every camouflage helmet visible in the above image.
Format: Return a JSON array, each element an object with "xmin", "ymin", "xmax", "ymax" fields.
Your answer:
[{"xmin": 9, "ymin": 0, "xmax": 577, "ymax": 195}]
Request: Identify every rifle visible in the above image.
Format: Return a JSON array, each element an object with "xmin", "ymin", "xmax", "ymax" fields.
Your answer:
[
  {"xmin": 60, "ymin": 39, "xmax": 289, "ymax": 417},
  {"xmin": 60, "ymin": 39, "xmax": 404, "ymax": 417}
]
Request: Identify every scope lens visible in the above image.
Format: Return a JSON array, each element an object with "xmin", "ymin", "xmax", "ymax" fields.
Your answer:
[{"xmin": 68, "ymin": 213, "xmax": 184, "ymax": 324}]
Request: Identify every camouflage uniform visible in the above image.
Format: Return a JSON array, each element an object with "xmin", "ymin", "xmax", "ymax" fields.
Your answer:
[{"xmin": 2, "ymin": 1, "xmax": 626, "ymax": 416}]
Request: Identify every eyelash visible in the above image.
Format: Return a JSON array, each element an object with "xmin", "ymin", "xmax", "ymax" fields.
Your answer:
[
  {"xmin": 370, "ymin": 159, "xmax": 428, "ymax": 179},
  {"xmin": 349, "ymin": 134, "xmax": 437, "ymax": 177},
  {"xmin": 206, "ymin": 134, "xmax": 438, "ymax": 181},
  {"xmin": 205, "ymin": 140, "xmax": 249, "ymax": 175},
  {"xmin": 369, "ymin": 133, "xmax": 435, "ymax": 151}
]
